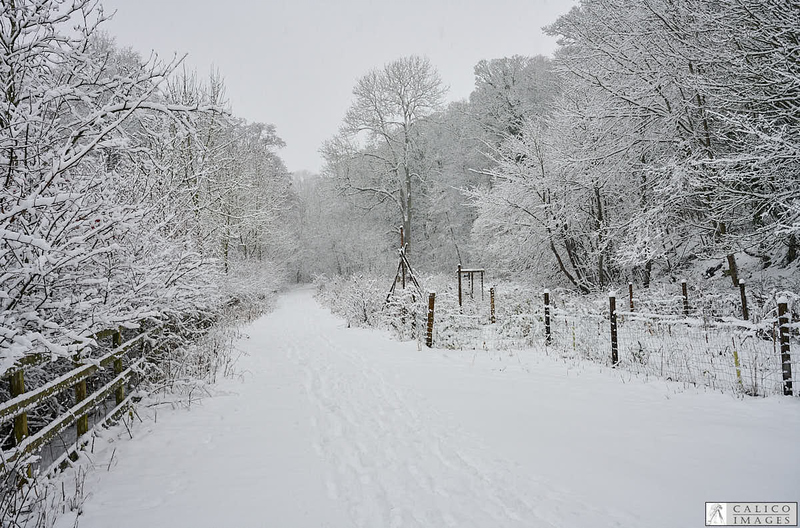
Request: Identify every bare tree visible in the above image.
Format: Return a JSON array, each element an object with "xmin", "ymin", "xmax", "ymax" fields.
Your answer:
[{"xmin": 325, "ymin": 55, "xmax": 446, "ymax": 252}]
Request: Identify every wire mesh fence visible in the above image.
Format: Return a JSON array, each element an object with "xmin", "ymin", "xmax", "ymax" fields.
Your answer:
[
  {"xmin": 613, "ymin": 313, "xmax": 792, "ymax": 396},
  {"xmin": 425, "ymin": 285, "xmax": 797, "ymax": 398},
  {"xmin": 315, "ymin": 273, "xmax": 797, "ymax": 398}
]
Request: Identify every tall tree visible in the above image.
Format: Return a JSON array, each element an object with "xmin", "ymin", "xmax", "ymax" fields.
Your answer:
[
  {"xmin": 544, "ymin": 0, "xmax": 744, "ymax": 285},
  {"xmin": 694, "ymin": 0, "xmax": 800, "ymax": 267},
  {"xmin": 0, "ymin": 1, "xmax": 292, "ymax": 366},
  {"xmin": 325, "ymin": 55, "xmax": 446, "ymax": 252},
  {"xmin": 0, "ymin": 0, "xmax": 210, "ymax": 360},
  {"xmin": 469, "ymin": 55, "xmax": 558, "ymax": 142}
]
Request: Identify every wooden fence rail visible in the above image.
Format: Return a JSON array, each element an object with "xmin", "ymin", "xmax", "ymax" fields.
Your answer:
[
  {"xmin": 0, "ymin": 328, "xmax": 157, "ymax": 475},
  {"xmin": 1, "ymin": 358, "xmax": 145, "ymax": 472}
]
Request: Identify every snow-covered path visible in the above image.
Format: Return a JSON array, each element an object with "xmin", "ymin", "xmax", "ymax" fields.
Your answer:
[{"xmin": 70, "ymin": 288, "xmax": 800, "ymax": 528}]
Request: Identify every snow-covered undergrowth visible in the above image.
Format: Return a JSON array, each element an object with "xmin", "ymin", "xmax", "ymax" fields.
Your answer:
[
  {"xmin": 315, "ymin": 274, "xmax": 389, "ymax": 329},
  {"xmin": 315, "ymin": 272, "xmax": 799, "ymax": 398},
  {"xmin": 314, "ymin": 272, "xmax": 552, "ymax": 350},
  {"xmin": 0, "ymin": 263, "xmax": 287, "ymax": 528}
]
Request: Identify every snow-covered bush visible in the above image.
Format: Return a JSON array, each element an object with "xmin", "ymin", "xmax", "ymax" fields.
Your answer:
[
  {"xmin": 383, "ymin": 288, "xmax": 425, "ymax": 341},
  {"xmin": 315, "ymin": 268, "xmax": 798, "ymax": 397},
  {"xmin": 315, "ymin": 274, "xmax": 387, "ymax": 328},
  {"xmin": 315, "ymin": 273, "xmax": 428, "ymax": 341}
]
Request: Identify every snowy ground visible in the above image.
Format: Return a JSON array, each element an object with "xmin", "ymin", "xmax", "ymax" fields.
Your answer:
[{"xmin": 59, "ymin": 288, "xmax": 800, "ymax": 528}]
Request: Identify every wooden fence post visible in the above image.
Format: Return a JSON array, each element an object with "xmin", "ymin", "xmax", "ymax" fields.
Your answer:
[
  {"xmin": 544, "ymin": 290, "xmax": 552, "ymax": 345},
  {"xmin": 629, "ymin": 282, "xmax": 634, "ymax": 311},
  {"xmin": 457, "ymin": 264, "xmax": 462, "ymax": 308},
  {"xmin": 681, "ymin": 279, "xmax": 689, "ymax": 317},
  {"xmin": 425, "ymin": 292, "xmax": 436, "ymax": 348},
  {"xmin": 739, "ymin": 280, "xmax": 749, "ymax": 321},
  {"xmin": 490, "ymin": 287, "xmax": 496, "ymax": 324},
  {"xmin": 400, "ymin": 227, "xmax": 406, "ymax": 289},
  {"xmin": 113, "ymin": 329, "xmax": 124, "ymax": 405},
  {"xmin": 9, "ymin": 370, "xmax": 28, "ymax": 446},
  {"xmin": 75, "ymin": 379, "xmax": 88, "ymax": 438},
  {"xmin": 610, "ymin": 292, "xmax": 619, "ymax": 366},
  {"xmin": 9, "ymin": 368, "xmax": 32, "ymax": 480},
  {"xmin": 778, "ymin": 299, "xmax": 793, "ymax": 396},
  {"xmin": 732, "ymin": 337, "xmax": 743, "ymax": 390}
]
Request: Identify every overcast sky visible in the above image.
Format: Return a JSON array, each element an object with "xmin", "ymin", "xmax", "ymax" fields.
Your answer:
[{"xmin": 100, "ymin": 0, "xmax": 577, "ymax": 174}]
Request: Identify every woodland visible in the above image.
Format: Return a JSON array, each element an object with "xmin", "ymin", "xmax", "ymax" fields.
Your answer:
[
  {"xmin": 305, "ymin": 0, "xmax": 799, "ymax": 298},
  {"xmin": 2, "ymin": 0, "xmax": 798, "ymax": 387},
  {"xmin": 2, "ymin": 1, "xmax": 798, "ymax": 524}
]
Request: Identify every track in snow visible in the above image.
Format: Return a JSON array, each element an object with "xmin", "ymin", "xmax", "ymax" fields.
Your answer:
[
  {"xmin": 287, "ymin": 307, "xmax": 630, "ymax": 527},
  {"xmin": 66, "ymin": 288, "xmax": 800, "ymax": 528}
]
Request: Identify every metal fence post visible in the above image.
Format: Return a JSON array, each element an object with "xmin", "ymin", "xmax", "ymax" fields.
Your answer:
[{"xmin": 732, "ymin": 337, "xmax": 743, "ymax": 390}]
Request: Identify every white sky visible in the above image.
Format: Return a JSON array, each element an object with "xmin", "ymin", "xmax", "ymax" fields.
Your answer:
[{"xmin": 100, "ymin": 0, "xmax": 578, "ymax": 173}]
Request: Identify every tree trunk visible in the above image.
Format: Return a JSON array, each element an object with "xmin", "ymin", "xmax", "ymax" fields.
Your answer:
[
  {"xmin": 223, "ymin": 213, "xmax": 230, "ymax": 274},
  {"xmin": 594, "ymin": 186, "xmax": 606, "ymax": 289},
  {"xmin": 784, "ymin": 234, "xmax": 798, "ymax": 265},
  {"xmin": 718, "ymin": 222, "xmax": 739, "ymax": 287},
  {"xmin": 643, "ymin": 260, "xmax": 652, "ymax": 288},
  {"xmin": 222, "ymin": 238, "xmax": 229, "ymax": 274},
  {"xmin": 549, "ymin": 237, "xmax": 591, "ymax": 294},
  {"xmin": 402, "ymin": 169, "xmax": 412, "ymax": 252}
]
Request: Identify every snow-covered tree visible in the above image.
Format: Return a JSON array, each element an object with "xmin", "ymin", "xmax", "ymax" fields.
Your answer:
[
  {"xmin": 324, "ymin": 56, "xmax": 446, "ymax": 254},
  {"xmin": 0, "ymin": 1, "xmax": 291, "ymax": 368},
  {"xmin": 469, "ymin": 55, "xmax": 558, "ymax": 143},
  {"xmin": 540, "ymin": 0, "xmax": 800, "ymax": 286},
  {"xmin": 692, "ymin": 0, "xmax": 800, "ymax": 267},
  {"xmin": 1, "ymin": 1, "xmax": 202, "ymax": 363}
]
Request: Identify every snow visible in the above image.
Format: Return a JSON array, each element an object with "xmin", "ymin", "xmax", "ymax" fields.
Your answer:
[{"xmin": 60, "ymin": 288, "xmax": 800, "ymax": 528}]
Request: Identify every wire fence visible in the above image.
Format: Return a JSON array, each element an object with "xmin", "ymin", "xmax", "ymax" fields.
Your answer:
[
  {"xmin": 314, "ymin": 274, "xmax": 798, "ymax": 398},
  {"xmin": 558, "ymin": 310, "xmax": 788, "ymax": 396},
  {"xmin": 424, "ymin": 285, "xmax": 798, "ymax": 398}
]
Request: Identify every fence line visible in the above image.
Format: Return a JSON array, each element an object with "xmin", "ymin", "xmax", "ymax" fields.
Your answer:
[
  {"xmin": 0, "ymin": 326, "xmax": 160, "ymax": 479},
  {"xmin": 420, "ymin": 280, "xmax": 796, "ymax": 398}
]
